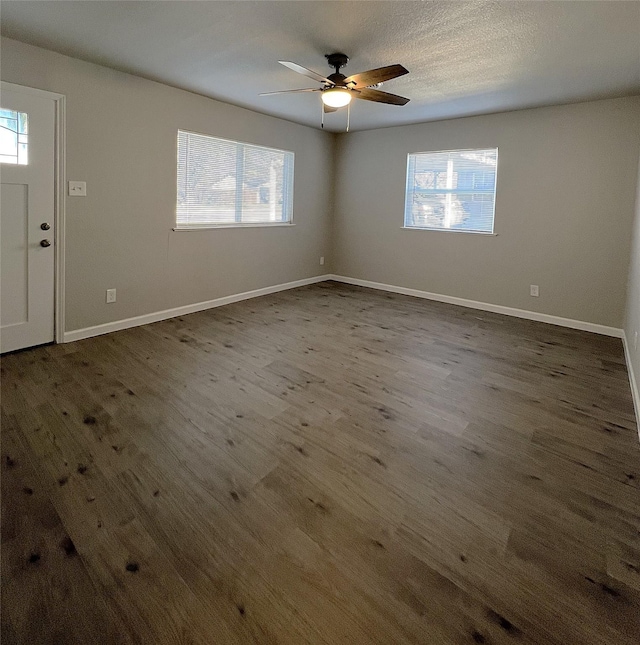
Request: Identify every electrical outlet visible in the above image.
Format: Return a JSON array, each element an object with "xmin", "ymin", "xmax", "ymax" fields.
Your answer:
[
  {"xmin": 319, "ymin": 256, "xmax": 325, "ymax": 266},
  {"xmin": 68, "ymin": 181, "xmax": 87, "ymax": 196},
  {"xmin": 634, "ymin": 330, "xmax": 638, "ymax": 351},
  {"xmin": 106, "ymin": 289, "xmax": 116, "ymax": 303},
  {"xmin": 530, "ymin": 284, "xmax": 539, "ymax": 297}
]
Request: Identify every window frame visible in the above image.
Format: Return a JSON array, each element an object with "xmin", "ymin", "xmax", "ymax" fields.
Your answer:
[
  {"xmin": 174, "ymin": 129, "xmax": 295, "ymax": 231},
  {"xmin": 403, "ymin": 147, "xmax": 498, "ymax": 235}
]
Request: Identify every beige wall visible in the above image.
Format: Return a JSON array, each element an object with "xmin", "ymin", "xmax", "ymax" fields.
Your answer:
[
  {"xmin": 1, "ymin": 38, "xmax": 333, "ymax": 331},
  {"xmin": 333, "ymin": 98, "xmax": 640, "ymax": 328},
  {"xmin": 2, "ymin": 37, "xmax": 639, "ymax": 336},
  {"xmin": 625, "ymin": 153, "xmax": 640, "ymax": 409}
]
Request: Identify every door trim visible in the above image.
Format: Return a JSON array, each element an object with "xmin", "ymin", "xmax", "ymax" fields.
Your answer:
[{"xmin": 1, "ymin": 82, "xmax": 66, "ymax": 344}]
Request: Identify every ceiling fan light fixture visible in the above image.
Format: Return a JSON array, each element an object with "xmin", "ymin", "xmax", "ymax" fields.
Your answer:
[{"xmin": 321, "ymin": 87, "xmax": 352, "ymax": 108}]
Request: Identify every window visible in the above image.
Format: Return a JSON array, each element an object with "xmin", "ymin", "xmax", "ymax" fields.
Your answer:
[
  {"xmin": 176, "ymin": 130, "xmax": 294, "ymax": 229},
  {"xmin": 404, "ymin": 148, "xmax": 498, "ymax": 233},
  {"xmin": 0, "ymin": 108, "xmax": 28, "ymax": 165}
]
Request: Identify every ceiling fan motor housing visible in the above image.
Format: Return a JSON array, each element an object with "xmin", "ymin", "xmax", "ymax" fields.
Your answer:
[{"xmin": 327, "ymin": 73, "xmax": 347, "ymax": 86}]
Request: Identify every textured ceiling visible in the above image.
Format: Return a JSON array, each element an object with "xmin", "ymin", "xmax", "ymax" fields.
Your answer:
[{"xmin": 2, "ymin": 1, "xmax": 639, "ymax": 132}]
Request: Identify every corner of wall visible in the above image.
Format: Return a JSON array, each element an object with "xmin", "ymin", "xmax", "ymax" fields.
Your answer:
[
  {"xmin": 623, "ymin": 148, "xmax": 640, "ymax": 439},
  {"xmin": 325, "ymin": 132, "xmax": 342, "ymax": 275}
]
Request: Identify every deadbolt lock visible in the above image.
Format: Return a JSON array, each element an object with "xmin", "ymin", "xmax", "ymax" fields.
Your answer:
[{"xmin": 41, "ymin": 223, "xmax": 51, "ymax": 230}]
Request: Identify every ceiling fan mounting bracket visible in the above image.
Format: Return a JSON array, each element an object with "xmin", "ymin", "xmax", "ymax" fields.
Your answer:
[{"xmin": 325, "ymin": 53, "xmax": 349, "ymax": 73}]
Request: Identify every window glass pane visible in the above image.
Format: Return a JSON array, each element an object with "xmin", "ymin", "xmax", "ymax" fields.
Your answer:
[
  {"xmin": 18, "ymin": 111, "xmax": 28, "ymax": 134},
  {"xmin": 176, "ymin": 130, "xmax": 293, "ymax": 228},
  {"xmin": 0, "ymin": 117, "xmax": 17, "ymax": 131},
  {"xmin": 405, "ymin": 148, "xmax": 497, "ymax": 233},
  {"xmin": 177, "ymin": 133, "xmax": 237, "ymax": 226},
  {"xmin": 0, "ymin": 109, "xmax": 28, "ymax": 165},
  {"xmin": 17, "ymin": 143, "xmax": 28, "ymax": 165},
  {"xmin": 241, "ymin": 145, "xmax": 287, "ymax": 223}
]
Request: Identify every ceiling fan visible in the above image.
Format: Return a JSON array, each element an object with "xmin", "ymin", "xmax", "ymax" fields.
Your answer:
[{"xmin": 260, "ymin": 53, "xmax": 410, "ymax": 127}]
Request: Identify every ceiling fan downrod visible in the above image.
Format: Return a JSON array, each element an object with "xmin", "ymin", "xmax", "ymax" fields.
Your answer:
[{"xmin": 324, "ymin": 52, "xmax": 352, "ymax": 91}]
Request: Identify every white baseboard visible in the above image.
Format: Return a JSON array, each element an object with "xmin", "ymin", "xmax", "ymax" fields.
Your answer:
[
  {"xmin": 64, "ymin": 271, "xmax": 624, "ymax": 342},
  {"xmin": 327, "ymin": 274, "xmax": 624, "ymax": 338},
  {"xmin": 63, "ymin": 275, "xmax": 331, "ymax": 343},
  {"xmin": 622, "ymin": 332, "xmax": 640, "ymax": 439}
]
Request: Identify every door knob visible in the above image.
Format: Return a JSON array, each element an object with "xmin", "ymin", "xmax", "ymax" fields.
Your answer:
[
  {"xmin": 40, "ymin": 239, "xmax": 51, "ymax": 248},
  {"xmin": 41, "ymin": 222, "xmax": 51, "ymax": 230}
]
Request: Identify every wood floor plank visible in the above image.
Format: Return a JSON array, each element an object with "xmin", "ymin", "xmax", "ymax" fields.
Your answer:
[{"xmin": 1, "ymin": 412, "xmax": 133, "ymax": 645}]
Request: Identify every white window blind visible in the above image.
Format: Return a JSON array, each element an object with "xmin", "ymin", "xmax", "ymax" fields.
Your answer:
[
  {"xmin": 404, "ymin": 148, "xmax": 498, "ymax": 233},
  {"xmin": 176, "ymin": 130, "xmax": 294, "ymax": 228}
]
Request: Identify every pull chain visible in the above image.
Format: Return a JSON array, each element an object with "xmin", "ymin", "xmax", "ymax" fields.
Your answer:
[
  {"xmin": 321, "ymin": 101, "xmax": 324, "ymax": 129},
  {"xmin": 346, "ymin": 101, "xmax": 350, "ymax": 133}
]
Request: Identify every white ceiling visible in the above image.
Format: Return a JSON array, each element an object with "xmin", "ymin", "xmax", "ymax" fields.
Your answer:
[{"xmin": 2, "ymin": 1, "xmax": 639, "ymax": 133}]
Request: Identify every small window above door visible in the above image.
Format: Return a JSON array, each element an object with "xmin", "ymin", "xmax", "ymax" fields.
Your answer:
[{"xmin": 0, "ymin": 108, "xmax": 28, "ymax": 165}]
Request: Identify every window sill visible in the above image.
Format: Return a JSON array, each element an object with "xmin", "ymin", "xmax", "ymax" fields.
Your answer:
[
  {"xmin": 173, "ymin": 223, "xmax": 295, "ymax": 231},
  {"xmin": 402, "ymin": 227, "xmax": 497, "ymax": 236}
]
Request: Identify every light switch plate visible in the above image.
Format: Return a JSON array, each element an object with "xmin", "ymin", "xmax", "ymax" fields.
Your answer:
[{"xmin": 68, "ymin": 181, "xmax": 87, "ymax": 196}]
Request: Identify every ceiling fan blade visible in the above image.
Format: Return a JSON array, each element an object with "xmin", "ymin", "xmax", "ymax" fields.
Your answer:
[
  {"xmin": 354, "ymin": 87, "xmax": 410, "ymax": 106},
  {"xmin": 278, "ymin": 61, "xmax": 331, "ymax": 84},
  {"xmin": 323, "ymin": 103, "xmax": 339, "ymax": 114},
  {"xmin": 260, "ymin": 88, "xmax": 321, "ymax": 96},
  {"xmin": 344, "ymin": 64, "xmax": 409, "ymax": 88}
]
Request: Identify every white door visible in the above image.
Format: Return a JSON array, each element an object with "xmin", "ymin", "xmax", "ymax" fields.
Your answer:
[{"xmin": 1, "ymin": 87, "xmax": 56, "ymax": 353}]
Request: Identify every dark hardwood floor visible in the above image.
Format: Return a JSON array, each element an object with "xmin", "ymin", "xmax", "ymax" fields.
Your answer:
[{"xmin": 2, "ymin": 281, "xmax": 639, "ymax": 644}]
